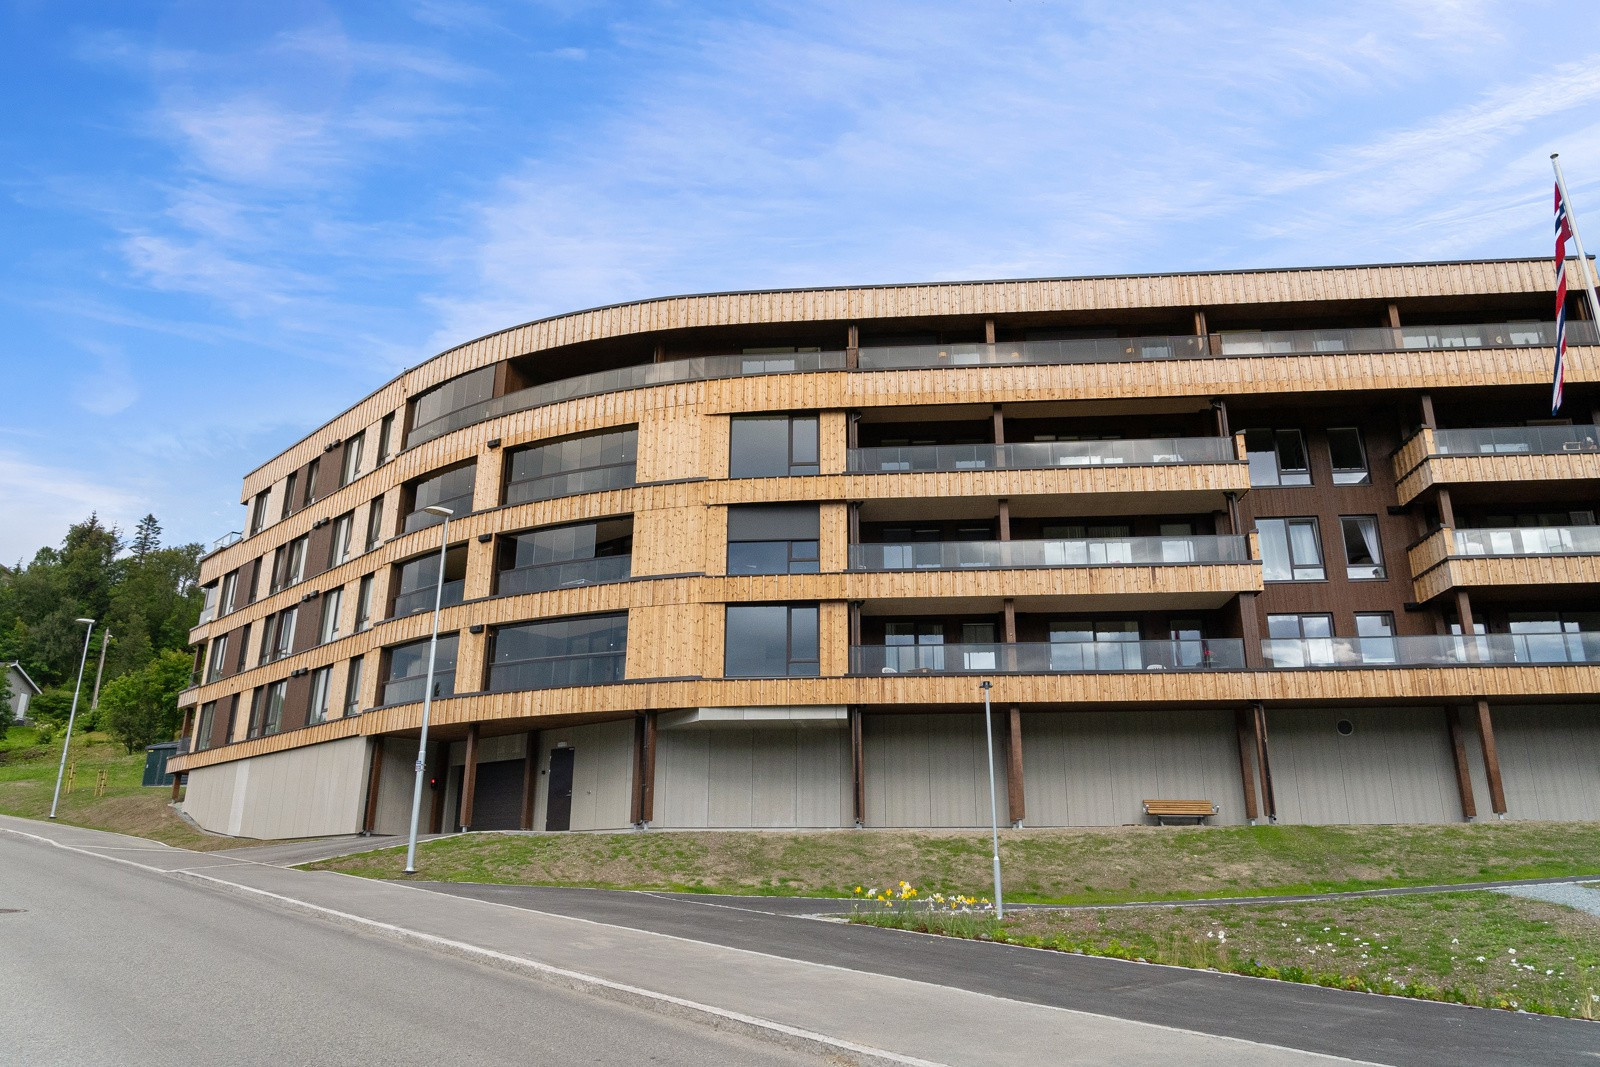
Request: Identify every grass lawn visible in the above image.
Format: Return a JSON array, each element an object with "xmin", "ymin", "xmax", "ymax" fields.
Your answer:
[
  {"xmin": 852, "ymin": 891, "xmax": 1600, "ymax": 1020},
  {"xmin": 305, "ymin": 821, "xmax": 1600, "ymax": 904},
  {"xmin": 0, "ymin": 725, "xmax": 237, "ymax": 851}
]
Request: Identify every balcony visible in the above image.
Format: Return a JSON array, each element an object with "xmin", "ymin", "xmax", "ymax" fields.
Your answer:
[
  {"xmin": 847, "ymin": 436, "xmax": 1236, "ymax": 473},
  {"xmin": 850, "ymin": 534, "xmax": 1250, "ymax": 570},
  {"xmin": 1262, "ymin": 633, "xmax": 1600, "ymax": 668},
  {"xmin": 1409, "ymin": 525, "xmax": 1600, "ymax": 601},
  {"xmin": 392, "ymin": 578, "xmax": 466, "ymax": 618},
  {"xmin": 850, "ymin": 639, "xmax": 1246, "ymax": 674},
  {"xmin": 1394, "ymin": 425, "xmax": 1600, "ymax": 505},
  {"xmin": 496, "ymin": 555, "xmax": 632, "ymax": 597}
]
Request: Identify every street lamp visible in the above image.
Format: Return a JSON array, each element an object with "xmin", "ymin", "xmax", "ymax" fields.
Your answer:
[
  {"xmin": 49, "ymin": 618, "xmax": 96, "ymax": 820},
  {"xmin": 979, "ymin": 680, "xmax": 1005, "ymax": 919},
  {"xmin": 404, "ymin": 505, "xmax": 453, "ymax": 874}
]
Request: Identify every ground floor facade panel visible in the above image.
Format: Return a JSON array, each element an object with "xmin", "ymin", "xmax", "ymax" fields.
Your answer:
[
  {"xmin": 183, "ymin": 734, "xmax": 368, "ymax": 839},
  {"xmin": 654, "ymin": 722, "xmax": 852, "ymax": 829}
]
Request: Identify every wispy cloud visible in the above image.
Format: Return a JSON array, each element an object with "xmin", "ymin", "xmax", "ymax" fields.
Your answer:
[{"xmin": 0, "ymin": 451, "xmax": 144, "ymax": 563}]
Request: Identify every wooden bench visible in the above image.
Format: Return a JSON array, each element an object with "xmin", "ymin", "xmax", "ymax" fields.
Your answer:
[{"xmin": 1142, "ymin": 799, "xmax": 1219, "ymax": 825}]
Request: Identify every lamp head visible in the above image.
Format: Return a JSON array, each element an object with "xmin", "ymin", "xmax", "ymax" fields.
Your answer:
[
  {"xmin": 75, "ymin": 618, "xmax": 94, "ymax": 626},
  {"xmin": 422, "ymin": 505, "xmax": 454, "ymax": 518}
]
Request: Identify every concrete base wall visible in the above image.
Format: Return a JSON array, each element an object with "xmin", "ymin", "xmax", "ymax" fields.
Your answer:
[
  {"xmin": 864, "ymin": 713, "xmax": 1008, "ymax": 827},
  {"xmin": 530, "ymin": 720, "xmax": 634, "ymax": 831},
  {"xmin": 183, "ymin": 735, "xmax": 368, "ymax": 839},
  {"xmin": 655, "ymin": 724, "xmax": 851, "ymax": 828},
  {"xmin": 1269, "ymin": 707, "xmax": 1462, "ymax": 825},
  {"xmin": 1021, "ymin": 710, "xmax": 1247, "ymax": 826},
  {"xmin": 1494, "ymin": 705, "xmax": 1600, "ymax": 821},
  {"xmin": 370, "ymin": 737, "xmax": 423, "ymax": 837}
]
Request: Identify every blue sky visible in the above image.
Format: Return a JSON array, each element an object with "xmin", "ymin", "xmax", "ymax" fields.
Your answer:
[{"xmin": 3, "ymin": 1, "xmax": 1599, "ymax": 562}]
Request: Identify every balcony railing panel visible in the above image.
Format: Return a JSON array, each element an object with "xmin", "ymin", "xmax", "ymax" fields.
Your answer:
[
  {"xmin": 1453, "ymin": 525, "xmax": 1600, "ymax": 557},
  {"xmin": 848, "ymin": 436, "xmax": 1235, "ymax": 474},
  {"xmin": 857, "ymin": 336, "xmax": 1208, "ymax": 369},
  {"xmin": 1262, "ymin": 632, "xmax": 1600, "ymax": 668},
  {"xmin": 1432, "ymin": 425, "xmax": 1600, "ymax": 456},
  {"xmin": 850, "ymin": 535, "xmax": 1250, "ymax": 571},
  {"xmin": 407, "ymin": 350, "xmax": 848, "ymax": 447},
  {"xmin": 496, "ymin": 555, "xmax": 632, "ymax": 596},
  {"xmin": 392, "ymin": 578, "xmax": 465, "ymax": 619},
  {"xmin": 850, "ymin": 640, "xmax": 1245, "ymax": 674}
]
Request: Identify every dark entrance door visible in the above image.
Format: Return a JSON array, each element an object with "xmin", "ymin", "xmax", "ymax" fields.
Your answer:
[
  {"xmin": 545, "ymin": 747, "xmax": 575, "ymax": 831},
  {"xmin": 471, "ymin": 760, "xmax": 524, "ymax": 831}
]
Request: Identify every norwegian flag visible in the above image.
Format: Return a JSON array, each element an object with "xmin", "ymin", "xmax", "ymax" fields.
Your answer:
[{"xmin": 1554, "ymin": 182, "xmax": 1573, "ymax": 414}]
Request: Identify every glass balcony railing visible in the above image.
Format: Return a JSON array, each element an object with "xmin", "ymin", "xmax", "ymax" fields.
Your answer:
[
  {"xmin": 392, "ymin": 578, "xmax": 465, "ymax": 619},
  {"xmin": 850, "ymin": 640, "xmax": 1246, "ymax": 674},
  {"xmin": 858, "ymin": 336, "xmax": 1208, "ymax": 368},
  {"xmin": 848, "ymin": 436, "xmax": 1235, "ymax": 474},
  {"xmin": 1432, "ymin": 425, "xmax": 1600, "ymax": 456},
  {"xmin": 1262, "ymin": 632, "xmax": 1600, "ymax": 668},
  {"xmin": 496, "ymin": 555, "xmax": 632, "ymax": 596},
  {"xmin": 850, "ymin": 535, "xmax": 1250, "ymax": 571},
  {"xmin": 407, "ymin": 350, "xmax": 848, "ymax": 447},
  {"xmin": 381, "ymin": 670, "xmax": 457, "ymax": 706},
  {"xmin": 1453, "ymin": 526, "xmax": 1600, "ymax": 557}
]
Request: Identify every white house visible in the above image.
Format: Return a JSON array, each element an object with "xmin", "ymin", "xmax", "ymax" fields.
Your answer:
[{"xmin": 6, "ymin": 662, "xmax": 41, "ymax": 722}]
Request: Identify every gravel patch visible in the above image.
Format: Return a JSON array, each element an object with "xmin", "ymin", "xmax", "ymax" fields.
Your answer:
[{"xmin": 1496, "ymin": 881, "xmax": 1600, "ymax": 917}]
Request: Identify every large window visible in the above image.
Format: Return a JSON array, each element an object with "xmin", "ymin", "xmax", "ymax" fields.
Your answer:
[
  {"xmin": 1340, "ymin": 516, "xmax": 1385, "ymax": 579},
  {"xmin": 392, "ymin": 545, "xmax": 467, "ymax": 617},
  {"xmin": 403, "ymin": 463, "xmax": 476, "ymax": 532},
  {"xmin": 407, "ymin": 366, "xmax": 494, "ymax": 446},
  {"xmin": 328, "ymin": 511, "xmax": 354, "ymax": 568},
  {"xmin": 354, "ymin": 574, "xmax": 374, "ymax": 632},
  {"xmin": 344, "ymin": 658, "xmax": 363, "ymax": 716},
  {"xmin": 195, "ymin": 701, "xmax": 217, "ymax": 751},
  {"xmin": 724, "ymin": 604, "xmax": 819, "ymax": 677},
  {"xmin": 1264, "ymin": 613, "xmax": 1335, "ymax": 667},
  {"xmin": 205, "ymin": 634, "xmax": 228, "ymax": 683},
  {"xmin": 1244, "ymin": 429, "xmax": 1311, "ymax": 487},
  {"xmin": 340, "ymin": 431, "xmax": 364, "ymax": 487},
  {"xmin": 365, "ymin": 496, "xmax": 385, "ymax": 552},
  {"xmin": 1257, "ymin": 517, "xmax": 1325, "ymax": 581},
  {"xmin": 318, "ymin": 587, "xmax": 343, "ymax": 644},
  {"xmin": 727, "ymin": 505, "xmax": 820, "ymax": 574},
  {"xmin": 270, "ymin": 536, "xmax": 308, "ymax": 593},
  {"xmin": 307, "ymin": 666, "xmax": 332, "ymax": 725},
  {"xmin": 1355, "ymin": 612, "xmax": 1396, "ymax": 664},
  {"xmin": 488, "ymin": 613, "xmax": 628, "ymax": 691},
  {"xmin": 248, "ymin": 681, "xmax": 287, "ymax": 739},
  {"xmin": 264, "ymin": 607, "xmax": 298, "ymax": 663},
  {"xmin": 249, "ymin": 490, "xmax": 270, "ymax": 535},
  {"xmin": 504, "ymin": 428, "xmax": 637, "ymax": 505},
  {"xmin": 219, "ymin": 570, "xmax": 239, "ymax": 616},
  {"xmin": 383, "ymin": 633, "xmax": 459, "ymax": 705},
  {"xmin": 496, "ymin": 518, "xmax": 632, "ymax": 596},
  {"xmin": 1507, "ymin": 612, "xmax": 1600, "ymax": 663},
  {"xmin": 1327, "ymin": 428, "xmax": 1370, "ymax": 485},
  {"xmin": 729, "ymin": 415, "xmax": 819, "ymax": 478},
  {"xmin": 1048, "ymin": 620, "xmax": 1141, "ymax": 670}
]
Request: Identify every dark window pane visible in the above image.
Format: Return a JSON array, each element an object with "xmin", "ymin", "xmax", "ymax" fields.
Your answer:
[
  {"xmin": 728, "ymin": 542, "xmax": 790, "ymax": 574},
  {"xmin": 725, "ymin": 606, "xmax": 789, "ymax": 676},
  {"xmin": 729, "ymin": 418, "xmax": 793, "ymax": 478}
]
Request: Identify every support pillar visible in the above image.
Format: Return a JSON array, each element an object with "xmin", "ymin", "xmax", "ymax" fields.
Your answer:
[
  {"xmin": 1444, "ymin": 708, "xmax": 1477, "ymax": 821},
  {"xmin": 362, "ymin": 738, "xmax": 384, "ymax": 834},
  {"xmin": 520, "ymin": 731, "xmax": 539, "ymax": 831},
  {"xmin": 1419, "ymin": 391, "xmax": 1437, "ymax": 430},
  {"xmin": 631, "ymin": 711, "xmax": 657, "ymax": 827},
  {"xmin": 1234, "ymin": 708, "xmax": 1260, "ymax": 823},
  {"xmin": 1238, "ymin": 591, "xmax": 1262, "ymax": 668},
  {"xmin": 1212, "ymin": 398, "xmax": 1230, "ymax": 438},
  {"xmin": 170, "ymin": 773, "xmax": 183, "ymax": 802},
  {"xmin": 1437, "ymin": 485, "xmax": 1458, "ymax": 529},
  {"xmin": 846, "ymin": 324, "xmax": 859, "ymax": 370},
  {"xmin": 1475, "ymin": 698, "xmax": 1507, "ymax": 816},
  {"xmin": 997, "ymin": 498, "xmax": 1011, "ymax": 542},
  {"xmin": 1005, "ymin": 705, "xmax": 1025, "ymax": 828},
  {"xmin": 458, "ymin": 725, "xmax": 480, "ymax": 831},
  {"xmin": 850, "ymin": 706, "xmax": 865, "ymax": 828},
  {"xmin": 991, "ymin": 404, "xmax": 1005, "ymax": 445},
  {"xmin": 1251, "ymin": 702, "xmax": 1276, "ymax": 821},
  {"xmin": 984, "ymin": 317, "xmax": 996, "ymax": 345}
]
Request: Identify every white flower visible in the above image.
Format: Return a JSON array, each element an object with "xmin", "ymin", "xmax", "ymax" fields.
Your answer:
[
  {"xmin": 1545, "ymin": 970, "xmax": 1554, "ymax": 975},
  {"xmin": 1508, "ymin": 949, "xmax": 1517, "ymax": 955},
  {"xmin": 1450, "ymin": 938, "xmax": 1458, "ymax": 945},
  {"xmin": 1475, "ymin": 956, "xmax": 1486, "ymax": 962}
]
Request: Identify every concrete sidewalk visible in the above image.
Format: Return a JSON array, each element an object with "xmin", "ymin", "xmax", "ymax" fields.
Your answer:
[{"xmin": 0, "ymin": 815, "xmax": 1372, "ymax": 1067}]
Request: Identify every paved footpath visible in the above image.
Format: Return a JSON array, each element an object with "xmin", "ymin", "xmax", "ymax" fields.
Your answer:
[{"xmin": 5, "ymin": 817, "xmax": 1598, "ymax": 1066}]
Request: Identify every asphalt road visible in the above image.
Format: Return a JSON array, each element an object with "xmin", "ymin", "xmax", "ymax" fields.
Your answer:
[
  {"xmin": 412, "ymin": 882, "xmax": 1600, "ymax": 1067},
  {"xmin": 0, "ymin": 837, "xmax": 822, "ymax": 1067}
]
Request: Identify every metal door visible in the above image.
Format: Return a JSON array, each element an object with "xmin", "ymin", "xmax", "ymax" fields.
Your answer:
[{"xmin": 545, "ymin": 747, "xmax": 575, "ymax": 831}]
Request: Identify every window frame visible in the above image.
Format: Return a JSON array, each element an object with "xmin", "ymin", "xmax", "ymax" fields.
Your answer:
[
  {"xmin": 1243, "ymin": 428, "xmax": 1312, "ymax": 487},
  {"xmin": 1339, "ymin": 515, "xmax": 1386, "ymax": 580},
  {"xmin": 307, "ymin": 666, "xmax": 332, "ymax": 725},
  {"xmin": 1327, "ymin": 427, "xmax": 1371, "ymax": 485},
  {"xmin": 1257, "ymin": 517, "xmax": 1326, "ymax": 581},
  {"xmin": 319, "ymin": 587, "xmax": 343, "ymax": 644},
  {"xmin": 340, "ymin": 431, "xmax": 365, "ymax": 487},
  {"xmin": 723, "ymin": 604, "xmax": 820, "ymax": 677},
  {"xmin": 728, "ymin": 414, "xmax": 821, "ymax": 478},
  {"xmin": 344, "ymin": 658, "xmax": 363, "ymax": 716}
]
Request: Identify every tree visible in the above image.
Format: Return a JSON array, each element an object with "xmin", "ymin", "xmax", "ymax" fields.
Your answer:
[
  {"xmin": 130, "ymin": 514, "xmax": 161, "ymax": 560},
  {"xmin": 98, "ymin": 649, "xmax": 192, "ymax": 753}
]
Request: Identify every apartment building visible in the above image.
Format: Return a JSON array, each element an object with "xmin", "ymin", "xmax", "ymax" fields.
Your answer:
[{"xmin": 167, "ymin": 258, "xmax": 1600, "ymax": 839}]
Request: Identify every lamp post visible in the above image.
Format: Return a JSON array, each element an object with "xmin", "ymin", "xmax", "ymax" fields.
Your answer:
[
  {"xmin": 404, "ymin": 505, "xmax": 453, "ymax": 874},
  {"xmin": 979, "ymin": 680, "xmax": 1005, "ymax": 919},
  {"xmin": 89, "ymin": 629, "xmax": 111, "ymax": 712},
  {"xmin": 49, "ymin": 618, "xmax": 97, "ymax": 820}
]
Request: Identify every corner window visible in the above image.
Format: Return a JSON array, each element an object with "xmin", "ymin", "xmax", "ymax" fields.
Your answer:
[
  {"xmin": 383, "ymin": 633, "xmax": 459, "ymax": 705},
  {"xmin": 724, "ymin": 604, "xmax": 819, "ymax": 677},
  {"xmin": 1257, "ymin": 517, "xmax": 1325, "ymax": 581},
  {"xmin": 729, "ymin": 415, "xmax": 820, "ymax": 478},
  {"xmin": 1244, "ymin": 429, "xmax": 1311, "ymax": 487},
  {"xmin": 727, "ymin": 505, "xmax": 820, "ymax": 574},
  {"xmin": 1327, "ymin": 428, "xmax": 1370, "ymax": 485},
  {"xmin": 1340, "ymin": 516, "xmax": 1385, "ymax": 579}
]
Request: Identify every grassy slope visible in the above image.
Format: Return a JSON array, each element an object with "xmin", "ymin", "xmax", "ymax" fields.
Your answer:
[
  {"xmin": 306, "ymin": 822, "xmax": 1600, "ymax": 904},
  {"xmin": 0, "ymin": 726, "xmax": 237, "ymax": 850},
  {"xmin": 856, "ymin": 891, "xmax": 1600, "ymax": 1020}
]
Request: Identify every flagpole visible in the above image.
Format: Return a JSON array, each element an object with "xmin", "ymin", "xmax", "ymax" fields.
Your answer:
[{"xmin": 1552, "ymin": 154, "xmax": 1600, "ymax": 341}]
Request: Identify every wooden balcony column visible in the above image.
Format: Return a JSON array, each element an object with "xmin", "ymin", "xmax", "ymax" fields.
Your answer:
[
  {"xmin": 1006, "ymin": 705, "xmax": 1025, "ymax": 828},
  {"xmin": 984, "ymin": 317, "xmax": 996, "ymax": 345},
  {"xmin": 997, "ymin": 498, "xmax": 1011, "ymax": 542},
  {"xmin": 1194, "ymin": 308, "xmax": 1212, "ymax": 354},
  {"xmin": 1238, "ymin": 591, "xmax": 1262, "ymax": 668},
  {"xmin": 850, "ymin": 706, "xmax": 865, "ymax": 828},
  {"xmin": 1251, "ymin": 702, "xmax": 1277, "ymax": 822},
  {"xmin": 1419, "ymin": 392, "xmax": 1437, "ymax": 430},
  {"xmin": 846, "ymin": 323, "xmax": 859, "ymax": 370},
  {"xmin": 1475, "ymin": 698, "xmax": 1508, "ymax": 817},
  {"xmin": 1212, "ymin": 397, "xmax": 1230, "ymax": 438},
  {"xmin": 1233, "ymin": 708, "xmax": 1260, "ymax": 823},
  {"xmin": 520, "ymin": 730, "xmax": 540, "ymax": 831},
  {"xmin": 1388, "ymin": 302, "xmax": 1404, "ymax": 348},
  {"xmin": 652, "ymin": 341, "xmax": 666, "ymax": 364},
  {"xmin": 458, "ymin": 724, "xmax": 481, "ymax": 831},
  {"xmin": 1436, "ymin": 485, "xmax": 1457, "ymax": 529},
  {"xmin": 991, "ymin": 404, "xmax": 1005, "ymax": 446},
  {"xmin": 1444, "ymin": 708, "xmax": 1477, "ymax": 821},
  {"xmin": 362, "ymin": 738, "xmax": 384, "ymax": 834},
  {"xmin": 631, "ymin": 711, "xmax": 658, "ymax": 828}
]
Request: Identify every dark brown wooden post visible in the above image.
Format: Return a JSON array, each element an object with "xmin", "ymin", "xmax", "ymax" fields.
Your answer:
[
  {"xmin": 984, "ymin": 317, "xmax": 996, "ymax": 345},
  {"xmin": 630, "ymin": 714, "xmax": 645, "ymax": 826},
  {"xmin": 459, "ymin": 725, "xmax": 480, "ymax": 831},
  {"xmin": 1444, "ymin": 708, "xmax": 1477, "ymax": 820},
  {"xmin": 652, "ymin": 341, "xmax": 666, "ymax": 364},
  {"xmin": 1419, "ymin": 392, "xmax": 1437, "ymax": 430},
  {"xmin": 428, "ymin": 746, "xmax": 448, "ymax": 834},
  {"xmin": 641, "ymin": 711, "xmax": 658, "ymax": 825},
  {"xmin": 1212, "ymin": 398, "xmax": 1230, "ymax": 438},
  {"xmin": 850, "ymin": 706, "xmax": 865, "ymax": 827},
  {"xmin": 1252, "ymin": 702, "xmax": 1276, "ymax": 821},
  {"xmin": 362, "ymin": 738, "xmax": 384, "ymax": 833},
  {"xmin": 1005, "ymin": 705, "xmax": 1025, "ymax": 827},
  {"xmin": 171, "ymin": 773, "xmax": 183, "ymax": 802},
  {"xmin": 520, "ymin": 731, "xmax": 539, "ymax": 830},
  {"xmin": 997, "ymin": 498, "xmax": 1011, "ymax": 542},
  {"xmin": 1193, "ymin": 309, "xmax": 1208, "ymax": 339},
  {"xmin": 1238, "ymin": 591, "xmax": 1262, "ymax": 668},
  {"xmin": 1437, "ymin": 485, "xmax": 1458, "ymax": 529},
  {"xmin": 991, "ymin": 404, "xmax": 1005, "ymax": 446},
  {"xmin": 1475, "ymin": 698, "xmax": 1507, "ymax": 815},
  {"xmin": 1234, "ymin": 708, "xmax": 1260, "ymax": 822}
]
